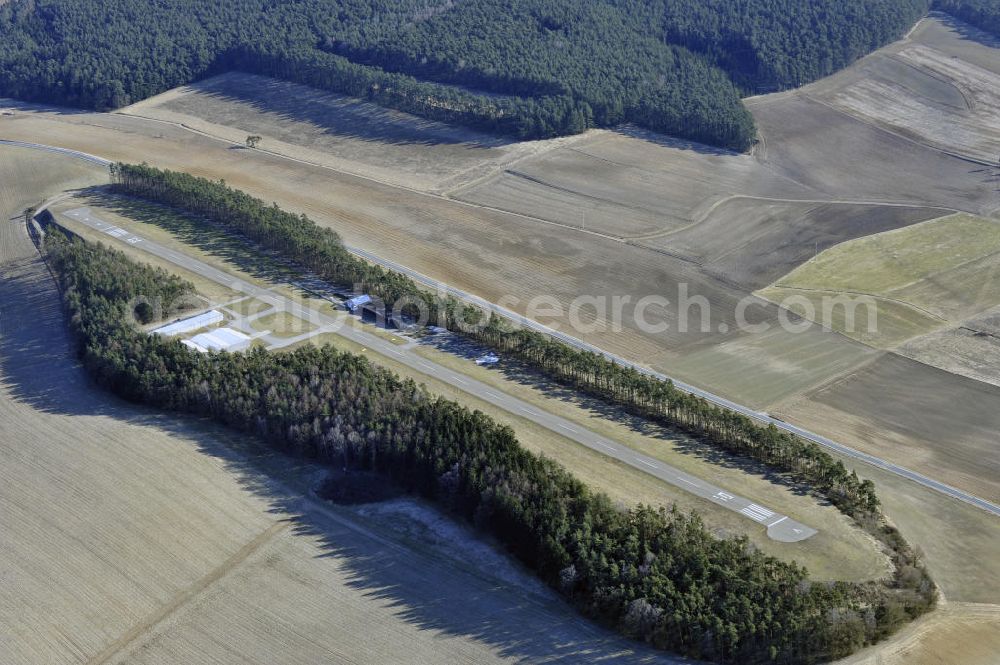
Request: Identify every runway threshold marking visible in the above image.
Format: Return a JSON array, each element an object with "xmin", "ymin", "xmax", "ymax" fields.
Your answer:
[{"xmin": 740, "ymin": 504, "xmax": 775, "ymax": 522}]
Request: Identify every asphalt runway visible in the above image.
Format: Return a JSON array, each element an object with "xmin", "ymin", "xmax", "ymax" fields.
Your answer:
[{"xmin": 58, "ymin": 205, "xmax": 819, "ymax": 542}]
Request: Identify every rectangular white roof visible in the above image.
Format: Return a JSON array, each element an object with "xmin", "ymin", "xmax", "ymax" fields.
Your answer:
[
  {"xmin": 152, "ymin": 310, "xmax": 224, "ymax": 337},
  {"xmin": 189, "ymin": 327, "xmax": 251, "ymax": 352}
]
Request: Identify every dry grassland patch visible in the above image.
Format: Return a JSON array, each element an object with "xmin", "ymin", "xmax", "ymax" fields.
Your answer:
[
  {"xmin": 835, "ymin": 602, "xmax": 1000, "ymax": 665},
  {"xmin": 250, "ymin": 311, "xmax": 317, "ymax": 337}
]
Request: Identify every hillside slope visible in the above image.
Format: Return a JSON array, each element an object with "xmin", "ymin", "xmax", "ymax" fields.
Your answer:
[{"xmin": 0, "ymin": 0, "xmax": 929, "ymax": 149}]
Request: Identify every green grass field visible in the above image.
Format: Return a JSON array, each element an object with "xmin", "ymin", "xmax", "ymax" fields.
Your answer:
[{"xmin": 759, "ymin": 214, "xmax": 1000, "ymax": 348}]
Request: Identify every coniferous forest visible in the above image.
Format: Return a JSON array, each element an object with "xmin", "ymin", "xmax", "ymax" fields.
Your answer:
[
  {"xmin": 46, "ymin": 227, "xmax": 936, "ymax": 665},
  {"xmin": 0, "ymin": 0, "xmax": 933, "ymax": 149}
]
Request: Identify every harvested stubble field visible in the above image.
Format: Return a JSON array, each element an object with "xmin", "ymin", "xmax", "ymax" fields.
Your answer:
[
  {"xmin": 121, "ymin": 71, "xmax": 581, "ymax": 195},
  {"xmin": 897, "ymin": 305, "xmax": 1000, "ymax": 388},
  {"xmin": 0, "ymin": 148, "xmax": 671, "ymax": 664},
  {"xmin": 811, "ymin": 40, "xmax": 1000, "ymax": 164},
  {"xmin": 776, "ymin": 352, "xmax": 1000, "ymax": 505},
  {"xmin": 638, "ymin": 197, "xmax": 947, "ymax": 291},
  {"xmin": 745, "ymin": 15, "xmax": 1000, "ymax": 220},
  {"xmin": 837, "ymin": 602, "xmax": 1000, "ymax": 665},
  {"xmin": 450, "ymin": 132, "xmax": 806, "ymax": 238},
  {"xmin": 913, "ymin": 11, "xmax": 1000, "ymax": 76}
]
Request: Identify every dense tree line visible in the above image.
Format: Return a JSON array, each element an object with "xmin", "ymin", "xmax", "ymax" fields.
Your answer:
[
  {"xmin": 470, "ymin": 318, "xmax": 882, "ymax": 518},
  {"xmin": 0, "ymin": 0, "xmax": 932, "ymax": 148},
  {"xmin": 109, "ymin": 163, "xmax": 427, "ymax": 309},
  {"xmin": 46, "ymin": 230, "xmax": 935, "ymax": 664},
  {"xmin": 933, "ymin": 0, "xmax": 1000, "ymax": 37}
]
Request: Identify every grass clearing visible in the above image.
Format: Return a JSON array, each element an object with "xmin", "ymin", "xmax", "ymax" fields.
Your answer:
[
  {"xmin": 223, "ymin": 296, "xmax": 273, "ymax": 317},
  {"xmin": 250, "ymin": 311, "xmax": 316, "ymax": 337},
  {"xmin": 44, "ymin": 182, "xmax": 889, "ymax": 582}
]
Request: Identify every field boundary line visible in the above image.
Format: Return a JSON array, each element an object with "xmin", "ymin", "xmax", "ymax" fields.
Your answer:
[
  {"xmin": 86, "ymin": 521, "xmax": 289, "ymax": 665},
  {"xmin": 764, "ymin": 285, "xmax": 950, "ymax": 323},
  {"xmin": 625, "ymin": 195, "xmax": 955, "ymax": 243}
]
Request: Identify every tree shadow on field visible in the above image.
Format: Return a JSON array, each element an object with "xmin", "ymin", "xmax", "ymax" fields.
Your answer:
[
  {"xmin": 82, "ymin": 187, "xmax": 310, "ymax": 290},
  {"xmin": 0, "ymin": 236, "xmax": 684, "ymax": 663},
  {"xmin": 0, "ymin": 249, "xmax": 114, "ymax": 417},
  {"xmin": 171, "ymin": 73, "xmax": 512, "ymax": 151},
  {"xmin": 928, "ymin": 11, "xmax": 1000, "ymax": 51},
  {"xmin": 610, "ymin": 125, "xmax": 740, "ymax": 158},
  {"xmin": 181, "ymin": 424, "xmax": 689, "ymax": 664},
  {"xmin": 418, "ymin": 332, "xmax": 819, "ymax": 501}
]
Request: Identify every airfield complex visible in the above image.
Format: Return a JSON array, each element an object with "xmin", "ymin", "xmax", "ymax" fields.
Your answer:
[{"xmin": 0, "ymin": 10, "xmax": 999, "ymax": 665}]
